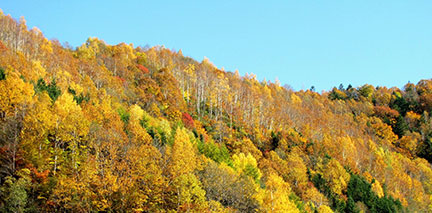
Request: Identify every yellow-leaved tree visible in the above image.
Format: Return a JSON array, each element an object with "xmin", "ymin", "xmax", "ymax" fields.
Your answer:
[
  {"xmin": 260, "ymin": 173, "xmax": 299, "ymax": 213},
  {"xmin": 0, "ymin": 69, "xmax": 34, "ymax": 116},
  {"xmin": 21, "ymin": 93, "xmax": 55, "ymax": 170},
  {"xmin": 322, "ymin": 159, "xmax": 350, "ymax": 196},
  {"xmin": 51, "ymin": 93, "xmax": 89, "ymax": 175},
  {"xmin": 165, "ymin": 127, "xmax": 207, "ymax": 211},
  {"xmin": 127, "ymin": 104, "xmax": 152, "ymax": 145},
  {"xmin": 232, "ymin": 152, "xmax": 262, "ymax": 184},
  {"xmin": 0, "ymin": 69, "xmax": 34, "ymax": 176}
]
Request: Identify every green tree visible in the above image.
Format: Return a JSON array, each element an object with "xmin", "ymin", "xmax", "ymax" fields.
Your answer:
[{"xmin": 0, "ymin": 169, "xmax": 31, "ymax": 213}]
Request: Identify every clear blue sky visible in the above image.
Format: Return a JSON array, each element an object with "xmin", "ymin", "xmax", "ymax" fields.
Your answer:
[{"xmin": 2, "ymin": 1, "xmax": 432, "ymax": 91}]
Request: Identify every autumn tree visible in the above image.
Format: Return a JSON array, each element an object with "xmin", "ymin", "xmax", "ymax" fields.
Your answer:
[{"xmin": 260, "ymin": 173, "xmax": 299, "ymax": 212}]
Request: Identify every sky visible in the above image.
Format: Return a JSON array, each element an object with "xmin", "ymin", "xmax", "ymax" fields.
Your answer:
[{"xmin": 2, "ymin": 1, "xmax": 432, "ymax": 91}]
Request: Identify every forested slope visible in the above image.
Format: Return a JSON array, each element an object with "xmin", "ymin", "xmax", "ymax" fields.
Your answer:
[{"xmin": 1, "ymin": 11, "xmax": 432, "ymax": 212}]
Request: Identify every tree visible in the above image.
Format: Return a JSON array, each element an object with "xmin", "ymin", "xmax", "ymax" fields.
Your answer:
[
  {"xmin": 322, "ymin": 159, "xmax": 350, "ymax": 196},
  {"xmin": 359, "ymin": 84, "xmax": 375, "ymax": 100},
  {"xmin": 347, "ymin": 174, "xmax": 402, "ymax": 213},
  {"xmin": 260, "ymin": 173, "xmax": 299, "ymax": 212},
  {"xmin": 0, "ymin": 169, "xmax": 31, "ymax": 213},
  {"xmin": 199, "ymin": 161, "xmax": 259, "ymax": 212},
  {"xmin": 164, "ymin": 127, "xmax": 207, "ymax": 211},
  {"xmin": 51, "ymin": 93, "xmax": 89, "ymax": 175},
  {"xmin": 0, "ymin": 69, "xmax": 34, "ymax": 116},
  {"xmin": 167, "ymin": 127, "xmax": 198, "ymax": 178},
  {"xmin": 232, "ymin": 153, "xmax": 261, "ymax": 184},
  {"xmin": 21, "ymin": 93, "xmax": 55, "ymax": 170},
  {"xmin": 0, "ymin": 70, "xmax": 34, "ymax": 178},
  {"xmin": 329, "ymin": 87, "xmax": 347, "ymax": 100}
]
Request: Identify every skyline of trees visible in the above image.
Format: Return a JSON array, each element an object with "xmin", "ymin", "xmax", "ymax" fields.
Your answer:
[{"xmin": 0, "ymin": 12, "xmax": 431, "ymax": 212}]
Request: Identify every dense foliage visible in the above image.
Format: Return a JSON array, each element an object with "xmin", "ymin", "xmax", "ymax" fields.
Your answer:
[{"xmin": 1, "ymin": 11, "xmax": 432, "ymax": 212}]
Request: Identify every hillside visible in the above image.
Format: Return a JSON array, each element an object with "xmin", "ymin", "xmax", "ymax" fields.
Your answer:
[{"xmin": 1, "ymin": 11, "xmax": 432, "ymax": 212}]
